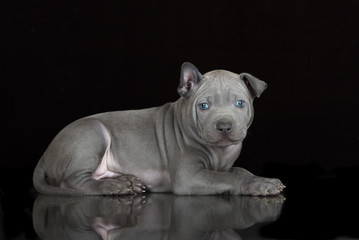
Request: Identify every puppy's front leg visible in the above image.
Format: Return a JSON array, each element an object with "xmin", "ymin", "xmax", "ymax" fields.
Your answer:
[
  {"xmin": 171, "ymin": 164, "xmax": 285, "ymax": 196},
  {"xmin": 230, "ymin": 167, "xmax": 286, "ymax": 195},
  {"xmin": 171, "ymin": 168, "xmax": 243, "ymax": 195},
  {"xmin": 229, "ymin": 167, "xmax": 255, "ymax": 178}
]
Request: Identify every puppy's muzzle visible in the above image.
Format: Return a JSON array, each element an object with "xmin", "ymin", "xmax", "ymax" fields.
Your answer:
[{"xmin": 216, "ymin": 119, "xmax": 232, "ymax": 136}]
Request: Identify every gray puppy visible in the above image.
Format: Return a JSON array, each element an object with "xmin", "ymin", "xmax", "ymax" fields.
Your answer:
[{"xmin": 33, "ymin": 62, "xmax": 285, "ymax": 195}]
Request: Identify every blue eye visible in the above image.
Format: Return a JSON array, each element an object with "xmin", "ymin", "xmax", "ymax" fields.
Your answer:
[
  {"xmin": 200, "ymin": 102, "xmax": 209, "ymax": 110},
  {"xmin": 235, "ymin": 100, "xmax": 245, "ymax": 108}
]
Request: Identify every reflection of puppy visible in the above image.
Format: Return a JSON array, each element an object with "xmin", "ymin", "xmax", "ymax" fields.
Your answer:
[
  {"xmin": 33, "ymin": 195, "xmax": 143, "ymax": 240},
  {"xmin": 33, "ymin": 62, "xmax": 285, "ymax": 196},
  {"xmin": 32, "ymin": 194, "xmax": 285, "ymax": 240}
]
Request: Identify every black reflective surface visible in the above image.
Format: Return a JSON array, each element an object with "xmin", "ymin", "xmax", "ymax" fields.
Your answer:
[
  {"xmin": 32, "ymin": 194, "xmax": 284, "ymax": 240},
  {"xmin": 1, "ymin": 166, "xmax": 359, "ymax": 240}
]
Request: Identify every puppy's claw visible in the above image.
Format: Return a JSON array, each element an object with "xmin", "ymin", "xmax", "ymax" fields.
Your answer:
[{"xmin": 278, "ymin": 185, "xmax": 286, "ymax": 191}]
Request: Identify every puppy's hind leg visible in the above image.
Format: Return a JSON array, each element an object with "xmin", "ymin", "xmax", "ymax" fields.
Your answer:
[{"xmin": 39, "ymin": 118, "xmax": 145, "ymax": 196}]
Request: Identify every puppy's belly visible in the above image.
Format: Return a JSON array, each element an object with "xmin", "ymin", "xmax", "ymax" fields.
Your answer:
[{"xmin": 92, "ymin": 146, "xmax": 122, "ymax": 180}]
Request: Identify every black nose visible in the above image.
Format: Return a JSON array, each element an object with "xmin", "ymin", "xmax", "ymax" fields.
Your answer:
[{"xmin": 216, "ymin": 122, "xmax": 232, "ymax": 135}]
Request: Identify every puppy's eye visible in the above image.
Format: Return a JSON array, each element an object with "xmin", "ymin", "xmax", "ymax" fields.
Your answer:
[
  {"xmin": 199, "ymin": 102, "xmax": 209, "ymax": 110},
  {"xmin": 235, "ymin": 100, "xmax": 245, "ymax": 108}
]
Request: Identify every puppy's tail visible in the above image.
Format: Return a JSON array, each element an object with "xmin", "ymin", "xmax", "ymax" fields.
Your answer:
[{"xmin": 33, "ymin": 156, "xmax": 78, "ymax": 196}]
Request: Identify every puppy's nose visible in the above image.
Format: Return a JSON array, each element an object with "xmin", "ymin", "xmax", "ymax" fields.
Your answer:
[{"xmin": 216, "ymin": 121, "xmax": 232, "ymax": 135}]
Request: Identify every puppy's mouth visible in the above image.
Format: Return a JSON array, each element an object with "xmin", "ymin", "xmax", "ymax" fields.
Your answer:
[
  {"xmin": 202, "ymin": 128, "xmax": 247, "ymax": 146},
  {"xmin": 204, "ymin": 135, "xmax": 245, "ymax": 146}
]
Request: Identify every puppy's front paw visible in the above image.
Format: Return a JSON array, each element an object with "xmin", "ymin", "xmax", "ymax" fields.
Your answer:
[{"xmin": 241, "ymin": 177, "xmax": 285, "ymax": 196}]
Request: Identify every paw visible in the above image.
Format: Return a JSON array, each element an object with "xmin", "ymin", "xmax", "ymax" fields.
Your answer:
[
  {"xmin": 102, "ymin": 179, "xmax": 136, "ymax": 195},
  {"xmin": 115, "ymin": 174, "xmax": 147, "ymax": 194},
  {"xmin": 240, "ymin": 176, "xmax": 286, "ymax": 196}
]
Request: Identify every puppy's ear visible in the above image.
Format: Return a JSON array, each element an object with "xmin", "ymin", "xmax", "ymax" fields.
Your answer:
[
  {"xmin": 177, "ymin": 62, "xmax": 202, "ymax": 98},
  {"xmin": 239, "ymin": 73, "xmax": 267, "ymax": 98}
]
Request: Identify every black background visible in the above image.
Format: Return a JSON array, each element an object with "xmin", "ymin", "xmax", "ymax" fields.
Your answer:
[
  {"xmin": 2, "ymin": 0, "xmax": 358, "ymax": 172},
  {"xmin": 1, "ymin": 0, "xmax": 359, "ymax": 238}
]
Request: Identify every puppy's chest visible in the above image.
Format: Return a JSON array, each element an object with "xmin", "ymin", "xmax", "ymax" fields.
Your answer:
[{"xmin": 206, "ymin": 146, "xmax": 241, "ymax": 171}]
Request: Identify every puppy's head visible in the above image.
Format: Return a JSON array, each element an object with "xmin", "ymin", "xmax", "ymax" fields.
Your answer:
[{"xmin": 178, "ymin": 62, "xmax": 267, "ymax": 146}]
